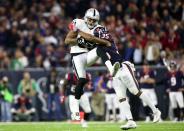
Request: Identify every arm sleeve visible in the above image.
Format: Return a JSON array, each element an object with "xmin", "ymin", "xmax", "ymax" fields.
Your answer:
[
  {"xmin": 68, "ymin": 19, "xmax": 79, "ymax": 31},
  {"xmin": 17, "ymin": 81, "xmax": 23, "ymax": 94},
  {"xmin": 32, "ymin": 80, "xmax": 41, "ymax": 93}
]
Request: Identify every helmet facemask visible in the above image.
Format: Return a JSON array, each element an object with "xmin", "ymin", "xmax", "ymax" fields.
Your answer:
[{"xmin": 84, "ymin": 8, "xmax": 100, "ymax": 29}]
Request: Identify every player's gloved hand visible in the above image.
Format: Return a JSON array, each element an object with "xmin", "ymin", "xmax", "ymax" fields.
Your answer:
[
  {"xmin": 77, "ymin": 37, "xmax": 86, "ymax": 48},
  {"xmin": 77, "ymin": 37, "xmax": 96, "ymax": 50}
]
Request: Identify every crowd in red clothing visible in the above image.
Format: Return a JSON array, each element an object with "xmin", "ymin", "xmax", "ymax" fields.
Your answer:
[{"xmin": 0, "ymin": 0, "xmax": 183, "ymax": 70}]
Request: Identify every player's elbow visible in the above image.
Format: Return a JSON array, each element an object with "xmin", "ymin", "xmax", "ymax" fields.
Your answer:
[{"xmin": 64, "ymin": 38, "xmax": 70, "ymax": 45}]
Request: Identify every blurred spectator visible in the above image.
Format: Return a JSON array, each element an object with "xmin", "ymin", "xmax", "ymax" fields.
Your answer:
[
  {"xmin": 177, "ymin": 21, "xmax": 184, "ymax": 51},
  {"xmin": 17, "ymin": 71, "xmax": 38, "ymax": 107},
  {"xmin": 17, "ymin": 71, "xmax": 47, "ymax": 120},
  {"xmin": 0, "ymin": 76, "xmax": 13, "ymax": 122},
  {"xmin": 11, "ymin": 94, "xmax": 35, "ymax": 121},
  {"xmin": 137, "ymin": 64, "xmax": 158, "ymax": 122},
  {"xmin": 105, "ymin": 73, "xmax": 120, "ymax": 121},
  {"xmin": 0, "ymin": 0, "xmax": 183, "ymax": 123},
  {"xmin": 0, "ymin": 0, "xmax": 183, "ymax": 69},
  {"xmin": 144, "ymin": 32, "xmax": 160, "ymax": 65},
  {"xmin": 160, "ymin": 28, "xmax": 180, "ymax": 51},
  {"xmin": 46, "ymin": 68, "xmax": 62, "ymax": 120},
  {"xmin": 91, "ymin": 72, "xmax": 106, "ymax": 121},
  {"xmin": 180, "ymin": 63, "xmax": 184, "ymax": 75},
  {"xmin": 32, "ymin": 54, "xmax": 44, "ymax": 68},
  {"xmin": 10, "ymin": 49, "xmax": 28, "ymax": 70},
  {"xmin": 165, "ymin": 61, "xmax": 184, "ymax": 121},
  {"xmin": 133, "ymin": 42, "xmax": 143, "ymax": 65},
  {"xmin": 124, "ymin": 39, "xmax": 135, "ymax": 62},
  {"xmin": 180, "ymin": 63, "xmax": 184, "ymax": 89},
  {"xmin": 0, "ymin": 48, "xmax": 10, "ymax": 69}
]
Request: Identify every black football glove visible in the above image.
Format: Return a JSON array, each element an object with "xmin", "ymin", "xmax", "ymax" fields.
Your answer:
[
  {"xmin": 77, "ymin": 37, "xmax": 96, "ymax": 50},
  {"xmin": 77, "ymin": 37, "xmax": 86, "ymax": 48}
]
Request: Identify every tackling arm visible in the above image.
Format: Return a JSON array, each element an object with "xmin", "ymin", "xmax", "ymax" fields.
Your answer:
[
  {"xmin": 64, "ymin": 30, "xmax": 78, "ymax": 45},
  {"xmin": 78, "ymin": 31, "xmax": 111, "ymax": 47}
]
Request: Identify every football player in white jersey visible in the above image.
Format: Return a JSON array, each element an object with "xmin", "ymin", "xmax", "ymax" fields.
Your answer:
[{"xmin": 65, "ymin": 8, "xmax": 120, "ymax": 120}]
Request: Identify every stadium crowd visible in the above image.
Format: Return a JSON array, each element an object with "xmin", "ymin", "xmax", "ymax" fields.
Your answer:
[
  {"xmin": 0, "ymin": 0, "xmax": 184, "ymax": 123},
  {"xmin": 0, "ymin": 0, "xmax": 184, "ymax": 70}
]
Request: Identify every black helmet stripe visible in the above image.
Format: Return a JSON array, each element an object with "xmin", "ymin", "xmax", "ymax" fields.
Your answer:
[{"xmin": 93, "ymin": 9, "xmax": 96, "ymax": 16}]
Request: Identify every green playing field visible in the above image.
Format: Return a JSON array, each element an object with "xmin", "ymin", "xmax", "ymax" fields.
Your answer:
[{"xmin": 0, "ymin": 121, "xmax": 183, "ymax": 131}]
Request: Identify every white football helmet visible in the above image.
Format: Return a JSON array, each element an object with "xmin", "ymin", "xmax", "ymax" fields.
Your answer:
[{"xmin": 84, "ymin": 8, "xmax": 100, "ymax": 29}]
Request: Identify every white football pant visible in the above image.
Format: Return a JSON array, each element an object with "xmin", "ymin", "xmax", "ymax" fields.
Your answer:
[
  {"xmin": 105, "ymin": 93, "xmax": 119, "ymax": 110},
  {"xmin": 72, "ymin": 48, "xmax": 99, "ymax": 79},
  {"xmin": 169, "ymin": 92, "xmax": 184, "ymax": 109},
  {"xmin": 113, "ymin": 63, "xmax": 140, "ymax": 100},
  {"xmin": 69, "ymin": 94, "xmax": 91, "ymax": 114},
  {"xmin": 141, "ymin": 88, "xmax": 158, "ymax": 106}
]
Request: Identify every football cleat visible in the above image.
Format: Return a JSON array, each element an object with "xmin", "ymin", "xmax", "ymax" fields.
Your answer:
[
  {"xmin": 120, "ymin": 120, "xmax": 137, "ymax": 130},
  {"xmin": 145, "ymin": 116, "xmax": 151, "ymax": 123},
  {"xmin": 153, "ymin": 109, "xmax": 161, "ymax": 123},
  {"xmin": 111, "ymin": 62, "xmax": 120, "ymax": 77},
  {"xmin": 81, "ymin": 120, "xmax": 88, "ymax": 128},
  {"xmin": 71, "ymin": 112, "xmax": 80, "ymax": 121}
]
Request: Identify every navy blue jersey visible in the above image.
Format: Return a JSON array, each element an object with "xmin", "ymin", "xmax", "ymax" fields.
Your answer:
[
  {"xmin": 166, "ymin": 71, "xmax": 183, "ymax": 91},
  {"xmin": 94, "ymin": 26, "xmax": 122, "ymax": 64},
  {"xmin": 65, "ymin": 72, "xmax": 78, "ymax": 96},
  {"xmin": 65, "ymin": 73, "xmax": 91, "ymax": 96},
  {"xmin": 138, "ymin": 70, "xmax": 155, "ymax": 89}
]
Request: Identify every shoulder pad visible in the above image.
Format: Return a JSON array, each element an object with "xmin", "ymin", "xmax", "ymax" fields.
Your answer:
[{"xmin": 68, "ymin": 19, "xmax": 82, "ymax": 31}]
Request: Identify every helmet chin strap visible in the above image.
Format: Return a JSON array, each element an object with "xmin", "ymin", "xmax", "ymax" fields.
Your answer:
[
  {"xmin": 87, "ymin": 24, "xmax": 94, "ymax": 29},
  {"xmin": 85, "ymin": 21, "xmax": 94, "ymax": 29}
]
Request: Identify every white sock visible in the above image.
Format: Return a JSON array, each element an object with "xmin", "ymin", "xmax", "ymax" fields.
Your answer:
[
  {"xmin": 69, "ymin": 96, "xmax": 79, "ymax": 114},
  {"xmin": 120, "ymin": 100, "xmax": 133, "ymax": 120},
  {"xmin": 105, "ymin": 60, "xmax": 113, "ymax": 74},
  {"xmin": 139, "ymin": 92, "xmax": 157, "ymax": 113}
]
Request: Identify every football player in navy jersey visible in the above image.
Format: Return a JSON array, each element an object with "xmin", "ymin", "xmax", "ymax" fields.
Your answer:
[
  {"xmin": 76, "ymin": 26, "xmax": 161, "ymax": 130},
  {"xmin": 180, "ymin": 63, "xmax": 184, "ymax": 88},
  {"xmin": 165, "ymin": 61, "xmax": 184, "ymax": 121},
  {"xmin": 137, "ymin": 64, "xmax": 158, "ymax": 122},
  {"xmin": 62, "ymin": 72, "xmax": 92, "ymax": 127},
  {"xmin": 105, "ymin": 73, "xmax": 121, "ymax": 121}
]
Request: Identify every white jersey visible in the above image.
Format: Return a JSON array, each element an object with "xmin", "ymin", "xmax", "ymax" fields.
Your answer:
[{"xmin": 69, "ymin": 18, "xmax": 99, "ymax": 53}]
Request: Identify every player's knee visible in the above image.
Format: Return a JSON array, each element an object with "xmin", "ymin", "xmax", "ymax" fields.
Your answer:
[
  {"xmin": 129, "ymin": 87, "xmax": 140, "ymax": 95},
  {"xmin": 96, "ymin": 47, "xmax": 108, "ymax": 62},
  {"xmin": 119, "ymin": 98, "xmax": 126, "ymax": 103},
  {"xmin": 75, "ymin": 78, "xmax": 88, "ymax": 99},
  {"xmin": 79, "ymin": 78, "xmax": 88, "ymax": 85},
  {"xmin": 84, "ymin": 108, "xmax": 91, "ymax": 114}
]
